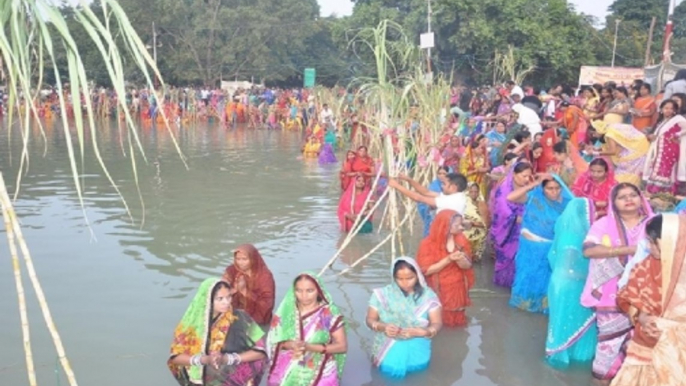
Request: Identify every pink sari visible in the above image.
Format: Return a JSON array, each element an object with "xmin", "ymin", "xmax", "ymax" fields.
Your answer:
[
  {"xmin": 337, "ymin": 181, "xmax": 373, "ymax": 232},
  {"xmin": 581, "ymin": 185, "xmax": 654, "ymax": 380}
]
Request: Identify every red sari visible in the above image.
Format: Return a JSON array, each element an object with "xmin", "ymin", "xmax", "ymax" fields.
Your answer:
[
  {"xmin": 350, "ymin": 155, "xmax": 375, "ymax": 186},
  {"xmin": 339, "ymin": 151, "xmax": 356, "ymax": 191},
  {"xmin": 538, "ymin": 128, "xmax": 558, "ymax": 172},
  {"xmin": 571, "ymin": 159, "xmax": 616, "ymax": 219},
  {"xmin": 222, "ymin": 244, "xmax": 276, "ymax": 325},
  {"xmin": 416, "ymin": 210, "xmax": 475, "ymax": 327}
]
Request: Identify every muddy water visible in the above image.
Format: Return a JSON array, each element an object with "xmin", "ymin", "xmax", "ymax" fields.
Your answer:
[{"xmin": 0, "ymin": 122, "xmax": 591, "ymax": 385}]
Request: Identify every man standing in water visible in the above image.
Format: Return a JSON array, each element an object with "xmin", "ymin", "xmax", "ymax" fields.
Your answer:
[{"xmin": 387, "ymin": 173, "xmax": 468, "ymax": 215}]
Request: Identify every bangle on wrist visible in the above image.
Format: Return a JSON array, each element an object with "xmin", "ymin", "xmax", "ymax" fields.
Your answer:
[{"xmin": 322, "ymin": 344, "xmax": 328, "ymax": 354}]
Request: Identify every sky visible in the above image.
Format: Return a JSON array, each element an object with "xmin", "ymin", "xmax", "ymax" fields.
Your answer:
[{"xmin": 317, "ymin": 0, "xmax": 615, "ymax": 19}]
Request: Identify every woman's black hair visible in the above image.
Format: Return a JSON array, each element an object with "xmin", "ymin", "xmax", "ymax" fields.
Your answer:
[
  {"xmin": 514, "ymin": 131, "xmax": 531, "ymax": 144},
  {"xmin": 503, "ymin": 152, "xmax": 518, "ymax": 164},
  {"xmin": 670, "ymin": 93, "xmax": 686, "ymax": 115},
  {"xmin": 589, "ymin": 158, "xmax": 609, "ymax": 172},
  {"xmin": 513, "ymin": 162, "xmax": 533, "ymax": 174},
  {"xmin": 438, "ymin": 166, "xmax": 450, "ymax": 173},
  {"xmin": 639, "ymin": 83, "xmax": 652, "ymax": 94},
  {"xmin": 393, "ymin": 260, "xmax": 424, "ymax": 302},
  {"xmin": 656, "ymin": 99, "xmax": 680, "ymax": 127},
  {"xmin": 542, "ymin": 178, "xmax": 560, "ymax": 188},
  {"xmin": 470, "ymin": 140, "xmax": 480, "ymax": 149},
  {"xmin": 209, "ymin": 281, "xmax": 257, "ymax": 355},
  {"xmin": 553, "ymin": 141, "xmax": 567, "ymax": 154},
  {"xmin": 674, "ymin": 69, "xmax": 686, "ymax": 82},
  {"xmin": 532, "ymin": 142, "xmax": 543, "ymax": 151},
  {"xmin": 615, "ymin": 86, "xmax": 628, "ymax": 97},
  {"xmin": 294, "ymin": 274, "xmax": 324, "ymax": 303},
  {"xmin": 646, "ymin": 215, "xmax": 663, "ymax": 244}
]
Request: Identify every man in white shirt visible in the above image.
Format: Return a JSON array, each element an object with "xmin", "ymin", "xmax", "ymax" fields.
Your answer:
[
  {"xmin": 320, "ymin": 103, "xmax": 334, "ymax": 124},
  {"xmin": 387, "ymin": 173, "xmax": 468, "ymax": 215},
  {"xmin": 512, "ymin": 103, "xmax": 543, "ymax": 137}
]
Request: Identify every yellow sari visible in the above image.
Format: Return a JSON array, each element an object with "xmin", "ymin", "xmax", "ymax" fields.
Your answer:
[
  {"xmin": 464, "ymin": 198, "xmax": 487, "ymax": 261},
  {"xmin": 460, "ymin": 146, "xmax": 488, "ymax": 198}
]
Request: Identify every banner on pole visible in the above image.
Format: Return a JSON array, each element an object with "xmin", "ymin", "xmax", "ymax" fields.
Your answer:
[
  {"xmin": 304, "ymin": 68, "xmax": 316, "ymax": 88},
  {"xmin": 578, "ymin": 66, "xmax": 644, "ymax": 86},
  {"xmin": 420, "ymin": 33, "xmax": 435, "ymax": 49}
]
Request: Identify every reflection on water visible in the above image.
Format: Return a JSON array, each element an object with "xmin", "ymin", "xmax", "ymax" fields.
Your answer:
[{"xmin": 0, "ymin": 121, "xmax": 590, "ymax": 385}]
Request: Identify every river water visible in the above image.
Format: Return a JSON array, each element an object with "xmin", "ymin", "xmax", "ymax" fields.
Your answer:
[{"xmin": 0, "ymin": 121, "xmax": 591, "ymax": 386}]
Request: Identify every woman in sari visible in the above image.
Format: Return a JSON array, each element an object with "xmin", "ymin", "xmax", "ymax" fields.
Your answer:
[
  {"xmin": 366, "ymin": 257, "xmax": 443, "ymax": 379},
  {"xmin": 546, "ymin": 198, "xmax": 598, "ymax": 369},
  {"xmin": 506, "ymin": 174, "xmax": 574, "ymax": 314},
  {"xmin": 442, "ymin": 136, "xmax": 462, "ymax": 171},
  {"xmin": 222, "ymin": 244, "xmax": 276, "ymax": 327},
  {"xmin": 550, "ymin": 141, "xmax": 585, "ymax": 187},
  {"xmin": 490, "ymin": 162, "xmax": 533, "ymax": 287},
  {"xmin": 168, "ymin": 279, "xmax": 268, "ymax": 386},
  {"xmin": 267, "ymin": 273, "xmax": 347, "ymax": 386},
  {"xmin": 337, "ymin": 175, "xmax": 374, "ymax": 234},
  {"xmin": 561, "ymin": 101, "xmax": 589, "ymax": 148},
  {"xmin": 351, "ymin": 146, "xmax": 375, "ymax": 186},
  {"xmin": 416, "ymin": 210, "xmax": 475, "ymax": 327},
  {"xmin": 418, "ymin": 166, "xmax": 450, "ymax": 237},
  {"xmin": 465, "ymin": 182, "xmax": 489, "ymax": 260},
  {"xmin": 591, "ymin": 120, "xmax": 649, "ymax": 186},
  {"xmin": 572, "ymin": 158, "xmax": 617, "ymax": 219},
  {"xmin": 610, "ymin": 214, "xmax": 686, "ymax": 386},
  {"xmin": 583, "ymin": 86, "xmax": 600, "ymax": 119},
  {"xmin": 582, "ymin": 183, "xmax": 654, "ymax": 384},
  {"xmin": 460, "ymin": 138, "xmax": 490, "ymax": 198},
  {"xmin": 643, "ymin": 100, "xmax": 686, "ymax": 195},
  {"xmin": 604, "ymin": 87, "xmax": 631, "ymax": 124},
  {"xmin": 632, "ymin": 84, "xmax": 658, "ymax": 133},
  {"xmin": 339, "ymin": 151, "xmax": 356, "ymax": 191},
  {"xmin": 486, "ymin": 121, "xmax": 507, "ymax": 166}
]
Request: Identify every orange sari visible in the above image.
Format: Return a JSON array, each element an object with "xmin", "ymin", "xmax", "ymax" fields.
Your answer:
[
  {"xmin": 416, "ymin": 210, "xmax": 475, "ymax": 327},
  {"xmin": 632, "ymin": 96, "xmax": 657, "ymax": 132},
  {"xmin": 563, "ymin": 105, "xmax": 588, "ymax": 147}
]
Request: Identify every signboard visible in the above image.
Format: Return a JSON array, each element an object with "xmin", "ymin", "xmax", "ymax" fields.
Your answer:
[
  {"xmin": 420, "ymin": 33, "xmax": 435, "ymax": 49},
  {"xmin": 578, "ymin": 66, "xmax": 645, "ymax": 86},
  {"xmin": 304, "ymin": 68, "xmax": 316, "ymax": 88}
]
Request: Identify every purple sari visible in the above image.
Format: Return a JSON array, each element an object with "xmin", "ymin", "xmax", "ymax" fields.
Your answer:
[
  {"xmin": 489, "ymin": 164, "xmax": 525, "ymax": 287},
  {"xmin": 318, "ymin": 143, "xmax": 337, "ymax": 165}
]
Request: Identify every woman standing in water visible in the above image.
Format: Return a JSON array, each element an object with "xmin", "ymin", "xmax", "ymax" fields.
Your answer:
[
  {"xmin": 339, "ymin": 151, "xmax": 356, "ymax": 191},
  {"xmin": 546, "ymin": 198, "xmax": 598, "ymax": 368},
  {"xmin": 366, "ymin": 257, "xmax": 442, "ymax": 379},
  {"xmin": 350, "ymin": 146, "xmax": 375, "ymax": 186},
  {"xmin": 610, "ymin": 214, "xmax": 686, "ymax": 386},
  {"xmin": 489, "ymin": 162, "xmax": 532, "ymax": 287},
  {"xmin": 416, "ymin": 210, "xmax": 474, "ymax": 327},
  {"xmin": 582, "ymin": 183, "xmax": 654, "ymax": 385},
  {"xmin": 168, "ymin": 279, "xmax": 268, "ymax": 386},
  {"xmin": 222, "ymin": 244, "xmax": 276, "ymax": 327},
  {"xmin": 267, "ymin": 273, "xmax": 347, "ymax": 386},
  {"xmin": 418, "ymin": 166, "xmax": 450, "ymax": 237},
  {"xmin": 337, "ymin": 175, "xmax": 374, "ymax": 234},
  {"xmin": 464, "ymin": 182, "xmax": 489, "ymax": 261},
  {"xmin": 506, "ymin": 174, "xmax": 573, "ymax": 314}
]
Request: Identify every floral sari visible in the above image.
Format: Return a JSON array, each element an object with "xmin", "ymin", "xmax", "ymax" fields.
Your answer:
[
  {"xmin": 546, "ymin": 198, "xmax": 598, "ymax": 368},
  {"xmin": 459, "ymin": 146, "xmax": 489, "ymax": 198},
  {"xmin": 571, "ymin": 158, "xmax": 617, "ymax": 219},
  {"xmin": 168, "ymin": 279, "xmax": 267, "ymax": 386},
  {"xmin": 222, "ymin": 244, "xmax": 276, "ymax": 326},
  {"xmin": 369, "ymin": 257, "xmax": 441, "ymax": 378},
  {"xmin": 643, "ymin": 115, "xmax": 686, "ymax": 194},
  {"xmin": 509, "ymin": 175, "xmax": 573, "ymax": 314},
  {"xmin": 267, "ymin": 273, "xmax": 346, "ymax": 386},
  {"xmin": 416, "ymin": 210, "xmax": 475, "ymax": 327},
  {"xmin": 464, "ymin": 184, "xmax": 489, "ymax": 261},
  {"xmin": 611, "ymin": 214, "xmax": 686, "ymax": 386},
  {"xmin": 581, "ymin": 186, "xmax": 654, "ymax": 381}
]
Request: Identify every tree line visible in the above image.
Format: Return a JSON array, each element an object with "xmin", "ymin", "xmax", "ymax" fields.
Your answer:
[{"xmin": 51, "ymin": 0, "xmax": 686, "ymax": 88}]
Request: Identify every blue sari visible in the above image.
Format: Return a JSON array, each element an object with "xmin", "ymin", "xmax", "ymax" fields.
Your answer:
[
  {"xmin": 369, "ymin": 257, "xmax": 441, "ymax": 379},
  {"xmin": 509, "ymin": 175, "xmax": 573, "ymax": 314},
  {"xmin": 418, "ymin": 179, "xmax": 443, "ymax": 237},
  {"xmin": 546, "ymin": 198, "xmax": 597, "ymax": 368},
  {"xmin": 675, "ymin": 199, "xmax": 686, "ymax": 214},
  {"xmin": 485, "ymin": 130, "xmax": 506, "ymax": 166}
]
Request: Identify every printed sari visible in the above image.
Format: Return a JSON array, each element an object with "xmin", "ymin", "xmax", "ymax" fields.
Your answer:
[
  {"xmin": 337, "ymin": 179, "xmax": 373, "ymax": 234},
  {"xmin": 643, "ymin": 114, "xmax": 686, "ymax": 194},
  {"xmin": 485, "ymin": 129, "xmax": 507, "ymax": 167},
  {"xmin": 416, "ymin": 210, "xmax": 475, "ymax": 327},
  {"xmin": 611, "ymin": 214, "xmax": 686, "ymax": 386},
  {"xmin": 581, "ymin": 186, "xmax": 654, "ymax": 381},
  {"xmin": 593, "ymin": 120, "xmax": 649, "ymax": 186},
  {"xmin": 509, "ymin": 175, "xmax": 573, "ymax": 314},
  {"xmin": 546, "ymin": 198, "xmax": 598, "ymax": 368},
  {"xmin": 369, "ymin": 257, "xmax": 442, "ymax": 379},
  {"xmin": 222, "ymin": 244, "xmax": 276, "ymax": 326},
  {"xmin": 168, "ymin": 279, "xmax": 267, "ymax": 386},
  {"xmin": 459, "ymin": 146, "xmax": 489, "ymax": 198},
  {"xmin": 464, "ymin": 185, "xmax": 489, "ymax": 261},
  {"xmin": 489, "ymin": 164, "xmax": 526, "ymax": 287},
  {"xmin": 571, "ymin": 158, "xmax": 617, "ymax": 219},
  {"xmin": 441, "ymin": 142, "xmax": 461, "ymax": 171},
  {"xmin": 267, "ymin": 273, "xmax": 346, "ymax": 386}
]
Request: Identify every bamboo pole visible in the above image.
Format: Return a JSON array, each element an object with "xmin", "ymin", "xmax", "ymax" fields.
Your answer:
[
  {"xmin": 645, "ymin": 17, "xmax": 657, "ymax": 67},
  {"xmin": 0, "ymin": 172, "xmax": 79, "ymax": 386},
  {"xmin": 1, "ymin": 179, "xmax": 37, "ymax": 386}
]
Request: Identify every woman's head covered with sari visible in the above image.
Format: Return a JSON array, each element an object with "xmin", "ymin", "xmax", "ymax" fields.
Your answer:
[
  {"xmin": 489, "ymin": 162, "xmax": 532, "ymax": 245},
  {"xmin": 337, "ymin": 174, "xmax": 373, "ymax": 231},
  {"xmin": 169, "ymin": 278, "xmax": 266, "ymax": 385},
  {"xmin": 571, "ymin": 158, "xmax": 616, "ymax": 202},
  {"xmin": 222, "ymin": 244, "xmax": 275, "ymax": 325},
  {"xmin": 266, "ymin": 272, "xmax": 346, "ymax": 382}
]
